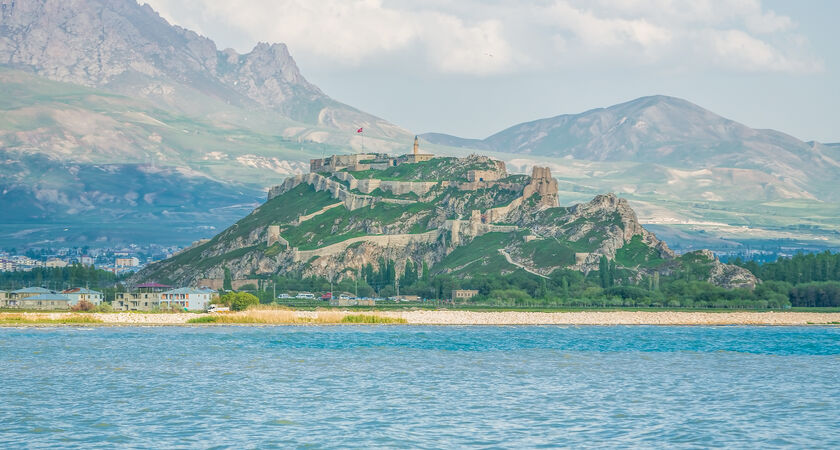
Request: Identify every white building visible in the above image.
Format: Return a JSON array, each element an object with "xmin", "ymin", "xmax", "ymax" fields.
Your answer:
[
  {"xmin": 61, "ymin": 288, "xmax": 104, "ymax": 306},
  {"xmin": 159, "ymin": 288, "xmax": 212, "ymax": 311}
]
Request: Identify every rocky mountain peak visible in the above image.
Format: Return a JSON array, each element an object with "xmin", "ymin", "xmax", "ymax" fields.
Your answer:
[{"xmin": 0, "ymin": 0, "xmax": 400, "ymax": 131}]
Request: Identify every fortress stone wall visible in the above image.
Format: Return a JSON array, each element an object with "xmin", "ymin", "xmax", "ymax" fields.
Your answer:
[
  {"xmin": 293, "ymin": 230, "xmax": 443, "ymax": 262},
  {"xmin": 268, "ymin": 173, "xmax": 418, "ymax": 211}
]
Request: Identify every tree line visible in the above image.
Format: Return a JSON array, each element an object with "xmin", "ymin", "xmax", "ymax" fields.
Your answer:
[
  {"xmin": 732, "ymin": 251, "xmax": 840, "ymax": 307},
  {"xmin": 226, "ymin": 251, "xmax": 840, "ymax": 309},
  {"xmin": 0, "ymin": 265, "xmax": 119, "ymax": 291}
]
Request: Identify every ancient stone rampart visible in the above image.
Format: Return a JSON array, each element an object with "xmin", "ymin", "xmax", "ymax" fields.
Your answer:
[
  {"xmin": 267, "ymin": 173, "xmax": 418, "ymax": 210},
  {"xmin": 293, "ymin": 230, "xmax": 442, "ymax": 261}
]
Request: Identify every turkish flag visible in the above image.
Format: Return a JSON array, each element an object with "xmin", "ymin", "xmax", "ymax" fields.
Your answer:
[{"xmin": 357, "ymin": 127, "xmax": 363, "ymax": 133}]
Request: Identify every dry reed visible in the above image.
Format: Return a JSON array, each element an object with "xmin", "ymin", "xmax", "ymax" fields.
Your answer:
[{"xmin": 0, "ymin": 313, "xmax": 103, "ymax": 325}]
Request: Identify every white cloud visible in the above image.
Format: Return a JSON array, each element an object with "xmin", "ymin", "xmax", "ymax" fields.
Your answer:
[
  {"xmin": 142, "ymin": 0, "xmax": 823, "ymax": 75},
  {"xmin": 144, "ymin": 0, "xmax": 516, "ymax": 74}
]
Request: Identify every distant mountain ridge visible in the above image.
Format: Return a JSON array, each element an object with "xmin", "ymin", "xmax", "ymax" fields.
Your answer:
[{"xmin": 422, "ymin": 96, "xmax": 840, "ymax": 202}]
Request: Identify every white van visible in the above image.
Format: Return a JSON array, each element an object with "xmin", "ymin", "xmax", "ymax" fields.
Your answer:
[{"xmin": 295, "ymin": 292, "xmax": 315, "ymax": 299}]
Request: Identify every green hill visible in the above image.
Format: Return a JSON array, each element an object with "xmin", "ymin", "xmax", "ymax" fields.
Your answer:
[{"xmin": 135, "ymin": 154, "xmax": 758, "ymax": 290}]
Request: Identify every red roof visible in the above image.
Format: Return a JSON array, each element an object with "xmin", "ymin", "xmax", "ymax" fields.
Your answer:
[{"xmin": 136, "ymin": 282, "xmax": 172, "ymax": 288}]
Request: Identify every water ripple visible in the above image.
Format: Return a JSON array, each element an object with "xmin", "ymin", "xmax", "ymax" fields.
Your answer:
[{"xmin": 1, "ymin": 326, "xmax": 838, "ymax": 447}]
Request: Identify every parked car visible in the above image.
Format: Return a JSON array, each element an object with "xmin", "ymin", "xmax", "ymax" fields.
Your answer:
[
  {"xmin": 295, "ymin": 292, "xmax": 315, "ymax": 299},
  {"xmin": 277, "ymin": 293, "xmax": 291, "ymax": 299},
  {"xmin": 321, "ymin": 292, "xmax": 333, "ymax": 300}
]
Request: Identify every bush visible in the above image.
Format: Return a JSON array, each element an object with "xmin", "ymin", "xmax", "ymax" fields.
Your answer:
[
  {"xmin": 71, "ymin": 299, "xmax": 95, "ymax": 312},
  {"xmin": 222, "ymin": 292, "xmax": 260, "ymax": 311}
]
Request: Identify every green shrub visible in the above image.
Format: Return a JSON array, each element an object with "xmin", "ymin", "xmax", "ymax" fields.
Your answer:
[
  {"xmin": 188, "ymin": 316, "xmax": 219, "ymax": 324},
  {"xmin": 341, "ymin": 314, "xmax": 406, "ymax": 324},
  {"xmin": 220, "ymin": 292, "xmax": 260, "ymax": 311}
]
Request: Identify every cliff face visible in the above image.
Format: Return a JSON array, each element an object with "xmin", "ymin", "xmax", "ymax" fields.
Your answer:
[{"xmin": 133, "ymin": 155, "xmax": 756, "ymax": 288}]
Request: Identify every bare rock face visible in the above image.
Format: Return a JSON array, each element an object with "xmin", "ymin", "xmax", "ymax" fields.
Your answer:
[{"xmin": 690, "ymin": 250, "xmax": 759, "ymax": 289}]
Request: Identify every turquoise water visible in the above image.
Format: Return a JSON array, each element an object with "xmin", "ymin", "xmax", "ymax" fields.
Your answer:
[{"xmin": 1, "ymin": 326, "xmax": 839, "ymax": 448}]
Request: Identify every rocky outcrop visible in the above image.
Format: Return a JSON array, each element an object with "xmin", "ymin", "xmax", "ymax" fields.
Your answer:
[{"xmin": 689, "ymin": 250, "xmax": 759, "ymax": 289}]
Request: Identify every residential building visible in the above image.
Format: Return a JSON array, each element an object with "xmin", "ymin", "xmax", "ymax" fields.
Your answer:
[
  {"xmin": 79, "ymin": 256, "xmax": 95, "ymax": 266},
  {"xmin": 10, "ymin": 293, "xmax": 72, "ymax": 310},
  {"xmin": 61, "ymin": 288, "xmax": 104, "ymax": 306},
  {"xmin": 452, "ymin": 289, "xmax": 479, "ymax": 302},
  {"xmin": 159, "ymin": 288, "xmax": 212, "ymax": 311},
  {"xmin": 113, "ymin": 282, "xmax": 171, "ymax": 311},
  {"xmin": 45, "ymin": 258, "xmax": 68, "ymax": 268},
  {"xmin": 115, "ymin": 257, "xmax": 140, "ymax": 267},
  {"xmin": 114, "ymin": 292, "xmax": 161, "ymax": 311},
  {"xmin": 11, "ymin": 287, "xmax": 54, "ymax": 300}
]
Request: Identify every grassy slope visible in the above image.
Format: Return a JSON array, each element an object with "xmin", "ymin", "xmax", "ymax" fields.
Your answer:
[
  {"xmin": 432, "ymin": 232, "xmax": 521, "ymax": 276},
  {"xmin": 518, "ymin": 239, "xmax": 578, "ymax": 268},
  {"xmin": 615, "ymin": 235, "xmax": 665, "ymax": 268}
]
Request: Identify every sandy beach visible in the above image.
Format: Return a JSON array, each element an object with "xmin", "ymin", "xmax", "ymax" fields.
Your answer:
[{"xmin": 2, "ymin": 310, "xmax": 840, "ymax": 326}]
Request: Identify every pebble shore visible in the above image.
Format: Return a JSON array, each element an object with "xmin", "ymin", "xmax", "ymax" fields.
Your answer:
[
  {"xmin": 386, "ymin": 310, "xmax": 840, "ymax": 325},
  {"xmin": 5, "ymin": 310, "xmax": 840, "ymax": 326}
]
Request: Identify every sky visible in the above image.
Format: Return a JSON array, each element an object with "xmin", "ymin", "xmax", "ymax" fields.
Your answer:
[{"xmin": 142, "ymin": 0, "xmax": 838, "ymax": 142}]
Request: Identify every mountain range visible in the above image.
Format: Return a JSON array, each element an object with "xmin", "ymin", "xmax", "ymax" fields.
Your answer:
[
  {"xmin": 423, "ymin": 95, "xmax": 840, "ymax": 203},
  {"xmin": 0, "ymin": 0, "xmax": 404, "ymax": 137},
  {"xmin": 1, "ymin": 0, "xmax": 838, "ymax": 252}
]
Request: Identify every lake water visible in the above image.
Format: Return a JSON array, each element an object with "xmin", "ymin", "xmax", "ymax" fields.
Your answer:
[{"xmin": 1, "ymin": 326, "xmax": 839, "ymax": 448}]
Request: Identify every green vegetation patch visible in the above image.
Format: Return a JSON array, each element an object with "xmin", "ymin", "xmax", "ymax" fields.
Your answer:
[
  {"xmin": 341, "ymin": 314, "xmax": 406, "ymax": 324},
  {"xmin": 283, "ymin": 201, "xmax": 435, "ymax": 250},
  {"xmin": 228, "ymin": 184, "xmax": 336, "ymax": 237},
  {"xmin": 518, "ymin": 239, "xmax": 577, "ymax": 268},
  {"xmin": 433, "ymin": 232, "xmax": 522, "ymax": 276},
  {"xmin": 187, "ymin": 316, "xmax": 218, "ymax": 324},
  {"xmin": 615, "ymin": 235, "xmax": 666, "ymax": 268}
]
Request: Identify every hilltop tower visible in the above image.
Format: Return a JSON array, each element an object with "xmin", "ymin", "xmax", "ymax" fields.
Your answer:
[{"xmin": 413, "ymin": 136, "xmax": 419, "ymax": 156}]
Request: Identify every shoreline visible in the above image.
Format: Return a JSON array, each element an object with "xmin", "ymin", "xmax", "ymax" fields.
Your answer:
[{"xmin": 2, "ymin": 310, "xmax": 840, "ymax": 326}]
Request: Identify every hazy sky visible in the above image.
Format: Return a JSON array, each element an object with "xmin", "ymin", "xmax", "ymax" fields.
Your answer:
[{"xmin": 143, "ymin": 0, "xmax": 838, "ymax": 142}]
